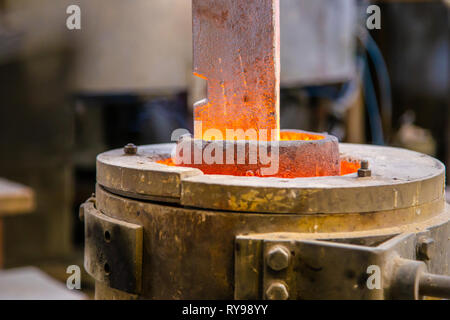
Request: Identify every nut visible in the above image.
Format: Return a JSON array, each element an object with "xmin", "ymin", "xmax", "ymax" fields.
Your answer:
[
  {"xmin": 417, "ymin": 237, "xmax": 435, "ymax": 261},
  {"xmin": 124, "ymin": 143, "xmax": 138, "ymax": 155},
  {"xmin": 265, "ymin": 282, "xmax": 289, "ymax": 300},
  {"xmin": 266, "ymin": 245, "xmax": 291, "ymax": 271}
]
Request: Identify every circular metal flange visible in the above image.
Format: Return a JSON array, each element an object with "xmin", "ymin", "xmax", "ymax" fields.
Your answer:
[{"xmin": 97, "ymin": 143, "xmax": 445, "ymax": 214}]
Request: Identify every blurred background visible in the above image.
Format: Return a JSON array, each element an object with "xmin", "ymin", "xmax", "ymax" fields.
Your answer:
[{"xmin": 0, "ymin": 0, "xmax": 448, "ymax": 299}]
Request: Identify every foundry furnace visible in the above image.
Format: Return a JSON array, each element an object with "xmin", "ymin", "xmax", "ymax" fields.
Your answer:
[{"xmin": 81, "ymin": 0, "xmax": 450, "ymax": 300}]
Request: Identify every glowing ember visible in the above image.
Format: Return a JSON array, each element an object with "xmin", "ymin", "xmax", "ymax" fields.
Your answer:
[{"xmin": 280, "ymin": 131, "xmax": 324, "ymax": 141}]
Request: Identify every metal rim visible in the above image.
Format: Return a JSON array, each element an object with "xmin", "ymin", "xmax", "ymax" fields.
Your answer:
[{"xmin": 97, "ymin": 143, "xmax": 445, "ymax": 214}]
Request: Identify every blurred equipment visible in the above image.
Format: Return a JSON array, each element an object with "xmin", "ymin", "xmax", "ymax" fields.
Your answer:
[
  {"xmin": 1, "ymin": 0, "xmax": 76, "ymax": 267},
  {"xmin": 0, "ymin": 179, "xmax": 34, "ymax": 268},
  {"xmin": 71, "ymin": 0, "xmax": 192, "ymax": 93},
  {"xmin": 393, "ymin": 111, "xmax": 437, "ymax": 156},
  {"xmin": 280, "ymin": 0, "xmax": 357, "ymax": 86}
]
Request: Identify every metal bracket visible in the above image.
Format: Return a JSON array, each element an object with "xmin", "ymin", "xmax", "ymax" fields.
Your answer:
[
  {"xmin": 235, "ymin": 232, "xmax": 450, "ymax": 300},
  {"xmin": 82, "ymin": 199, "xmax": 143, "ymax": 294}
]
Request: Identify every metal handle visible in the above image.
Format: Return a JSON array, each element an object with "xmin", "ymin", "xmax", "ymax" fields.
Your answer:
[
  {"xmin": 419, "ymin": 272, "xmax": 450, "ymax": 299},
  {"xmin": 391, "ymin": 258, "xmax": 450, "ymax": 300}
]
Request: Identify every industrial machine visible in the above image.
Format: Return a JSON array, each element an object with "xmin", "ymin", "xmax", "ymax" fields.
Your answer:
[{"xmin": 80, "ymin": 0, "xmax": 450, "ymax": 299}]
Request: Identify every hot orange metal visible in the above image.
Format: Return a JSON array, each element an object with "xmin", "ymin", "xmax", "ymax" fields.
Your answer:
[
  {"xmin": 193, "ymin": 0, "xmax": 280, "ymax": 141},
  {"xmin": 157, "ymin": 131, "xmax": 359, "ymax": 178},
  {"xmin": 157, "ymin": 157, "xmax": 358, "ymax": 178},
  {"xmin": 156, "ymin": 1, "xmax": 353, "ymax": 179}
]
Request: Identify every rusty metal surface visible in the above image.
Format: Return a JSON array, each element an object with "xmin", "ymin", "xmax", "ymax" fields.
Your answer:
[
  {"xmin": 419, "ymin": 272, "xmax": 450, "ymax": 299},
  {"xmin": 97, "ymin": 144, "xmax": 445, "ymax": 215},
  {"xmin": 83, "ymin": 200, "xmax": 143, "ymax": 294},
  {"xmin": 93, "ymin": 184, "xmax": 450, "ymax": 299},
  {"xmin": 192, "ymin": 0, "xmax": 280, "ymax": 140},
  {"xmin": 96, "ymin": 143, "xmax": 202, "ymax": 202},
  {"xmin": 237, "ymin": 232, "xmax": 450, "ymax": 300}
]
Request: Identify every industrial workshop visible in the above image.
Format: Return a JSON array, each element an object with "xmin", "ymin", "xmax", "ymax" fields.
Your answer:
[{"xmin": 0, "ymin": 0, "xmax": 448, "ymax": 306}]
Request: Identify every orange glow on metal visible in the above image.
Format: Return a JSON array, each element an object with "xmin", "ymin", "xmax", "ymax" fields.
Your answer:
[
  {"xmin": 280, "ymin": 131, "xmax": 324, "ymax": 141},
  {"xmin": 193, "ymin": 0, "xmax": 281, "ymax": 141},
  {"xmin": 160, "ymin": 1, "xmax": 350, "ymax": 179},
  {"xmin": 157, "ymin": 158, "xmax": 359, "ymax": 177},
  {"xmin": 157, "ymin": 130, "xmax": 359, "ymax": 178}
]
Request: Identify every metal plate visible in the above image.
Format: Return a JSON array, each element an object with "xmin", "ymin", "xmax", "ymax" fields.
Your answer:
[
  {"xmin": 97, "ymin": 143, "xmax": 445, "ymax": 214},
  {"xmin": 192, "ymin": 0, "xmax": 280, "ymax": 140},
  {"xmin": 84, "ymin": 200, "xmax": 143, "ymax": 294},
  {"xmin": 235, "ymin": 233, "xmax": 415, "ymax": 300}
]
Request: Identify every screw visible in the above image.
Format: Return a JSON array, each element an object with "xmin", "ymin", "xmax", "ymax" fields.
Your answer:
[
  {"xmin": 265, "ymin": 282, "xmax": 289, "ymax": 300},
  {"xmin": 358, "ymin": 159, "xmax": 371, "ymax": 177},
  {"xmin": 417, "ymin": 237, "xmax": 435, "ymax": 261},
  {"xmin": 266, "ymin": 245, "xmax": 291, "ymax": 271},
  {"xmin": 124, "ymin": 143, "xmax": 138, "ymax": 155}
]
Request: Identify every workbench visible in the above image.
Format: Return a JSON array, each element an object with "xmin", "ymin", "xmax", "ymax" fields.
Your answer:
[{"xmin": 0, "ymin": 178, "xmax": 35, "ymax": 268}]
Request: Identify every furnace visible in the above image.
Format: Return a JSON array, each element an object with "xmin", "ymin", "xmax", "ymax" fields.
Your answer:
[
  {"xmin": 80, "ymin": 141, "xmax": 450, "ymax": 299},
  {"xmin": 81, "ymin": 0, "xmax": 450, "ymax": 300}
]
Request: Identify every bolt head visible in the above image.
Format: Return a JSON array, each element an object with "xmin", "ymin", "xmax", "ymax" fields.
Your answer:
[
  {"xmin": 266, "ymin": 282, "xmax": 289, "ymax": 300},
  {"xmin": 360, "ymin": 160, "xmax": 369, "ymax": 169},
  {"xmin": 267, "ymin": 245, "xmax": 291, "ymax": 271},
  {"xmin": 417, "ymin": 237, "xmax": 435, "ymax": 260},
  {"xmin": 124, "ymin": 143, "xmax": 138, "ymax": 155}
]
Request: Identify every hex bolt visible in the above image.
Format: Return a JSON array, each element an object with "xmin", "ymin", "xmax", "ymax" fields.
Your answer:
[
  {"xmin": 417, "ymin": 237, "xmax": 435, "ymax": 261},
  {"xmin": 265, "ymin": 282, "xmax": 289, "ymax": 300},
  {"xmin": 266, "ymin": 245, "xmax": 291, "ymax": 271},
  {"xmin": 358, "ymin": 159, "xmax": 372, "ymax": 177},
  {"xmin": 124, "ymin": 143, "xmax": 138, "ymax": 155},
  {"xmin": 361, "ymin": 160, "xmax": 369, "ymax": 169}
]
